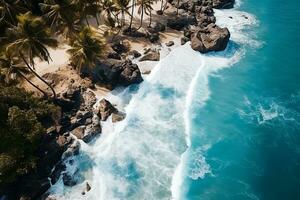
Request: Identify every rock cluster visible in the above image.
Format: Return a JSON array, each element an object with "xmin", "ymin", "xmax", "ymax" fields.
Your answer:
[{"xmin": 168, "ymin": 0, "xmax": 233, "ymax": 53}]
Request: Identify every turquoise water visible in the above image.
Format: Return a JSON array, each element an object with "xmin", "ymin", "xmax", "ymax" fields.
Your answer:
[
  {"xmin": 183, "ymin": 0, "xmax": 300, "ymax": 199},
  {"xmin": 48, "ymin": 1, "xmax": 300, "ymax": 199}
]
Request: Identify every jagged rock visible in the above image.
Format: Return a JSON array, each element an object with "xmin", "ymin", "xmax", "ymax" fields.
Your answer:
[
  {"xmin": 62, "ymin": 173, "xmax": 77, "ymax": 186},
  {"xmin": 129, "ymin": 50, "xmax": 142, "ymax": 58},
  {"xmin": 156, "ymin": 10, "xmax": 163, "ymax": 15},
  {"xmin": 50, "ymin": 161, "xmax": 66, "ymax": 185},
  {"xmin": 209, "ymin": 0, "xmax": 235, "ymax": 9},
  {"xmin": 86, "ymin": 182, "xmax": 91, "ymax": 192},
  {"xmin": 107, "ymin": 52, "xmax": 121, "ymax": 60},
  {"xmin": 116, "ymin": 60, "xmax": 144, "ymax": 85},
  {"xmin": 165, "ymin": 41, "xmax": 175, "ymax": 47},
  {"xmin": 195, "ymin": 6, "xmax": 216, "ymax": 27},
  {"xmin": 168, "ymin": 0, "xmax": 235, "ymax": 11},
  {"xmin": 63, "ymin": 141, "xmax": 80, "ymax": 158},
  {"xmin": 93, "ymin": 59, "xmax": 143, "ymax": 88},
  {"xmin": 139, "ymin": 50, "xmax": 160, "ymax": 61},
  {"xmin": 112, "ymin": 112, "xmax": 126, "ymax": 123},
  {"xmin": 167, "ymin": 15, "xmax": 196, "ymax": 30},
  {"xmin": 111, "ymin": 41, "xmax": 128, "ymax": 54},
  {"xmin": 123, "ymin": 27, "xmax": 147, "ymax": 37},
  {"xmin": 191, "ymin": 23, "xmax": 230, "ymax": 53},
  {"xmin": 82, "ymin": 91, "xmax": 97, "ymax": 109},
  {"xmin": 181, "ymin": 36, "xmax": 190, "ymax": 45},
  {"xmin": 148, "ymin": 32, "xmax": 160, "ymax": 43},
  {"xmin": 97, "ymin": 99, "xmax": 117, "ymax": 121}
]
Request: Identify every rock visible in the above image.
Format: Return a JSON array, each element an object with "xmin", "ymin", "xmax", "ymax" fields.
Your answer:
[
  {"xmin": 165, "ymin": 41, "xmax": 175, "ymax": 47},
  {"xmin": 112, "ymin": 112, "xmax": 126, "ymax": 123},
  {"xmin": 71, "ymin": 126, "xmax": 86, "ymax": 139},
  {"xmin": 107, "ymin": 52, "xmax": 121, "ymax": 60},
  {"xmin": 169, "ymin": 0, "xmax": 235, "ymax": 10},
  {"xmin": 129, "ymin": 50, "xmax": 141, "ymax": 58},
  {"xmin": 191, "ymin": 23, "xmax": 230, "ymax": 53},
  {"xmin": 167, "ymin": 16, "xmax": 196, "ymax": 30},
  {"xmin": 148, "ymin": 32, "xmax": 160, "ymax": 43},
  {"xmin": 86, "ymin": 182, "xmax": 91, "ymax": 192},
  {"xmin": 111, "ymin": 41, "xmax": 128, "ymax": 54},
  {"xmin": 62, "ymin": 173, "xmax": 77, "ymax": 186},
  {"xmin": 50, "ymin": 161, "xmax": 66, "ymax": 185},
  {"xmin": 82, "ymin": 117, "xmax": 101, "ymax": 142},
  {"xmin": 156, "ymin": 10, "xmax": 163, "ymax": 15},
  {"xmin": 115, "ymin": 60, "xmax": 144, "ymax": 86},
  {"xmin": 142, "ymin": 70, "xmax": 151, "ymax": 75},
  {"xmin": 181, "ymin": 37, "xmax": 190, "ymax": 45},
  {"xmin": 97, "ymin": 99, "xmax": 117, "ymax": 121},
  {"xmin": 139, "ymin": 50, "xmax": 160, "ymax": 61},
  {"xmin": 93, "ymin": 59, "xmax": 143, "ymax": 88},
  {"xmin": 210, "ymin": 0, "xmax": 235, "ymax": 9},
  {"xmin": 195, "ymin": 6, "xmax": 216, "ymax": 27},
  {"xmin": 63, "ymin": 141, "xmax": 80, "ymax": 158},
  {"xmin": 123, "ymin": 27, "xmax": 147, "ymax": 37},
  {"xmin": 148, "ymin": 22, "xmax": 166, "ymax": 33}
]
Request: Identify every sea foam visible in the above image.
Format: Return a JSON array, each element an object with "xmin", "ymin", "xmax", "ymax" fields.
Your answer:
[{"xmin": 47, "ymin": 3, "xmax": 260, "ymax": 200}]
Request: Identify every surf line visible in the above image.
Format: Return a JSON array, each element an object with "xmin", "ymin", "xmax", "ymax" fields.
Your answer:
[{"xmin": 171, "ymin": 55, "xmax": 206, "ymax": 200}]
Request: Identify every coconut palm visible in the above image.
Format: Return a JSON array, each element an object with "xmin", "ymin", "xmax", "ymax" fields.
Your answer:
[
  {"xmin": 128, "ymin": 0, "xmax": 135, "ymax": 30},
  {"xmin": 136, "ymin": 0, "xmax": 154, "ymax": 29},
  {"xmin": 67, "ymin": 26, "xmax": 103, "ymax": 74},
  {"xmin": 39, "ymin": 0, "xmax": 79, "ymax": 38},
  {"xmin": 5, "ymin": 12, "xmax": 58, "ymax": 98},
  {"xmin": 0, "ymin": 0, "xmax": 24, "ymax": 25},
  {"xmin": 72, "ymin": 0, "xmax": 101, "ymax": 27},
  {"xmin": 0, "ymin": 52, "xmax": 47, "ymax": 96},
  {"xmin": 113, "ymin": 0, "xmax": 131, "ymax": 27}
]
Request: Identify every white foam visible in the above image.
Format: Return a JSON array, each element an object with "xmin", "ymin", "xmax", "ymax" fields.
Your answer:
[{"xmin": 48, "ymin": 2, "xmax": 260, "ymax": 200}]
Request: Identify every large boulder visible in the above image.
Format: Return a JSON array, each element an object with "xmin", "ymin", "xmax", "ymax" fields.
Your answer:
[
  {"xmin": 147, "ymin": 22, "xmax": 166, "ymax": 33},
  {"xmin": 169, "ymin": 0, "xmax": 235, "ymax": 10},
  {"xmin": 93, "ymin": 59, "xmax": 143, "ymax": 88},
  {"xmin": 97, "ymin": 99, "xmax": 117, "ymax": 121},
  {"xmin": 209, "ymin": 0, "xmax": 235, "ymax": 9},
  {"xmin": 191, "ymin": 23, "xmax": 230, "ymax": 53}
]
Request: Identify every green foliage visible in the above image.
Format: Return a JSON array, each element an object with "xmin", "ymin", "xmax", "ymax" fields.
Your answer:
[{"xmin": 0, "ymin": 85, "xmax": 60, "ymax": 184}]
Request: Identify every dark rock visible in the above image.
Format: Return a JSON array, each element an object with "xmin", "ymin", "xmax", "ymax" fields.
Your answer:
[
  {"xmin": 116, "ymin": 60, "xmax": 144, "ymax": 86},
  {"xmin": 93, "ymin": 59, "xmax": 143, "ymax": 88},
  {"xmin": 123, "ymin": 27, "xmax": 147, "ymax": 37},
  {"xmin": 107, "ymin": 52, "xmax": 121, "ymax": 60},
  {"xmin": 181, "ymin": 37, "xmax": 190, "ymax": 45},
  {"xmin": 195, "ymin": 6, "xmax": 216, "ymax": 27},
  {"xmin": 148, "ymin": 22, "xmax": 166, "ymax": 33},
  {"xmin": 139, "ymin": 50, "xmax": 160, "ymax": 61},
  {"xmin": 63, "ymin": 141, "xmax": 80, "ymax": 158},
  {"xmin": 112, "ymin": 112, "xmax": 126, "ymax": 123},
  {"xmin": 50, "ymin": 161, "xmax": 66, "ymax": 185},
  {"xmin": 167, "ymin": 16, "xmax": 196, "ymax": 30},
  {"xmin": 86, "ymin": 182, "xmax": 91, "ymax": 192},
  {"xmin": 165, "ymin": 41, "xmax": 175, "ymax": 47},
  {"xmin": 62, "ymin": 173, "xmax": 77, "ymax": 186},
  {"xmin": 97, "ymin": 99, "xmax": 117, "ymax": 121},
  {"xmin": 156, "ymin": 10, "xmax": 163, "ymax": 15},
  {"xmin": 210, "ymin": 0, "xmax": 235, "ymax": 9},
  {"xmin": 129, "ymin": 50, "xmax": 142, "ymax": 58},
  {"xmin": 111, "ymin": 41, "xmax": 128, "ymax": 54},
  {"xmin": 169, "ymin": 0, "xmax": 235, "ymax": 10},
  {"xmin": 148, "ymin": 32, "xmax": 160, "ymax": 43},
  {"xmin": 191, "ymin": 23, "xmax": 230, "ymax": 53},
  {"xmin": 83, "ymin": 118, "xmax": 101, "ymax": 142}
]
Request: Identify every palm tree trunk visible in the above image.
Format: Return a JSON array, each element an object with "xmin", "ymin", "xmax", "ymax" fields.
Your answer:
[
  {"xmin": 176, "ymin": 0, "xmax": 179, "ymax": 15},
  {"xmin": 20, "ymin": 54, "xmax": 57, "ymax": 99},
  {"xmin": 161, "ymin": 0, "xmax": 164, "ymax": 10},
  {"xmin": 85, "ymin": 16, "xmax": 90, "ymax": 27},
  {"xmin": 17, "ymin": 71, "xmax": 48, "ymax": 97},
  {"xmin": 95, "ymin": 15, "xmax": 100, "ymax": 26},
  {"xmin": 148, "ymin": 10, "xmax": 152, "ymax": 27},
  {"xmin": 129, "ymin": 0, "xmax": 135, "ymax": 29},
  {"xmin": 137, "ymin": 6, "xmax": 144, "ymax": 30}
]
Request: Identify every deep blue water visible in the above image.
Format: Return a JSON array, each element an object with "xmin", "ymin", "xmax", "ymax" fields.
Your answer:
[{"xmin": 184, "ymin": 0, "xmax": 300, "ymax": 199}]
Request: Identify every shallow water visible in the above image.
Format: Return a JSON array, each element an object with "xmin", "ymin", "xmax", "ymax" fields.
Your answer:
[{"xmin": 48, "ymin": 0, "xmax": 300, "ymax": 199}]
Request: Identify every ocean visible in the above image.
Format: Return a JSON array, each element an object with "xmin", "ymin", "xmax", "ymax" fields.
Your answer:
[{"xmin": 48, "ymin": 0, "xmax": 300, "ymax": 199}]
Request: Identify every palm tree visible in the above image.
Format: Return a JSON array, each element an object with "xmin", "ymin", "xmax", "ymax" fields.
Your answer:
[
  {"xmin": 39, "ymin": 0, "xmax": 79, "ymax": 38},
  {"xmin": 101, "ymin": 0, "xmax": 119, "ymax": 27},
  {"xmin": 5, "ymin": 12, "xmax": 58, "ymax": 98},
  {"xmin": 128, "ymin": 0, "xmax": 135, "ymax": 30},
  {"xmin": 67, "ymin": 26, "xmax": 103, "ymax": 74},
  {"xmin": 71, "ymin": 0, "xmax": 101, "ymax": 27},
  {"xmin": 136, "ymin": 0, "xmax": 153, "ymax": 29},
  {"xmin": 0, "ymin": 52, "xmax": 47, "ymax": 96},
  {"xmin": 0, "ymin": 0, "xmax": 24, "ymax": 25},
  {"xmin": 113, "ymin": 0, "xmax": 131, "ymax": 27}
]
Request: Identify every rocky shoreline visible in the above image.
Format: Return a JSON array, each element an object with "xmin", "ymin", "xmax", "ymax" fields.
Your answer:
[{"xmin": 1, "ymin": 0, "xmax": 234, "ymax": 199}]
